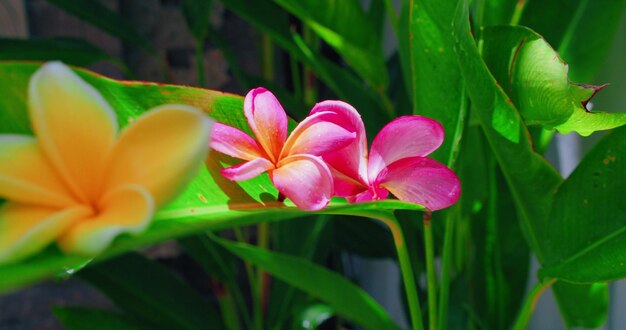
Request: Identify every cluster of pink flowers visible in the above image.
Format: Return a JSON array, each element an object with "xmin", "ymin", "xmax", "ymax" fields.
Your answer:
[{"xmin": 211, "ymin": 88, "xmax": 461, "ymax": 211}]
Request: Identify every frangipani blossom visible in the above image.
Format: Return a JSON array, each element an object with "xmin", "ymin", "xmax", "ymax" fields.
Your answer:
[
  {"xmin": 210, "ymin": 88, "xmax": 356, "ymax": 211},
  {"xmin": 0, "ymin": 62, "xmax": 213, "ymax": 264},
  {"xmin": 310, "ymin": 102, "xmax": 461, "ymax": 211}
]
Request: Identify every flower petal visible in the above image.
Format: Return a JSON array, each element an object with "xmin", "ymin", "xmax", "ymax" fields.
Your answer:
[
  {"xmin": 272, "ymin": 154, "xmax": 333, "ymax": 211},
  {"xmin": 0, "ymin": 135, "xmax": 75, "ymax": 207},
  {"xmin": 58, "ymin": 184, "xmax": 154, "ymax": 256},
  {"xmin": 244, "ymin": 88, "xmax": 287, "ymax": 162},
  {"xmin": 376, "ymin": 157, "xmax": 461, "ymax": 211},
  {"xmin": 221, "ymin": 158, "xmax": 274, "ymax": 181},
  {"xmin": 210, "ymin": 122, "xmax": 266, "ymax": 161},
  {"xmin": 329, "ymin": 167, "xmax": 367, "ymax": 198},
  {"xmin": 368, "ymin": 116, "xmax": 444, "ymax": 182},
  {"xmin": 281, "ymin": 110, "xmax": 356, "ymax": 158},
  {"xmin": 104, "ymin": 105, "xmax": 213, "ymax": 207},
  {"xmin": 349, "ymin": 186, "xmax": 389, "ymax": 203},
  {"xmin": 0, "ymin": 203, "xmax": 92, "ymax": 264},
  {"xmin": 308, "ymin": 101, "xmax": 369, "ymax": 184},
  {"xmin": 29, "ymin": 62, "xmax": 118, "ymax": 203}
]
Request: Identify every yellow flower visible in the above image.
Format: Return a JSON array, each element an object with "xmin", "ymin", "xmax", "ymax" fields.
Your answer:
[{"xmin": 0, "ymin": 62, "xmax": 213, "ymax": 263}]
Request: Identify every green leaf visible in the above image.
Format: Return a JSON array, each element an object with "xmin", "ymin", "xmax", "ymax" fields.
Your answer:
[
  {"xmin": 45, "ymin": 0, "xmax": 154, "ymax": 53},
  {"xmin": 542, "ymin": 126, "xmax": 626, "ymax": 282},
  {"xmin": 214, "ymin": 236, "xmax": 403, "ymax": 330},
  {"xmin": 481, "ymin": 25, "xmax": 626, "ymax": 136},
  {"xmin": 452, "ymin": 2, "xmax": 608, "ymax": 326},
  {"xmin": 78, "ymin": 252, "xmax": 225, "ymax": 330},
  {"xmin": 182, "ymin": 0, "xmax": 214, "ymax": 41},
  {"xmin": 552, "ymin": 282, "xmax": 609, "ymax": 328},
  {"xmin": 220, "ymin": 0, "xmax": 391, "ymax": 132},
  {"xmin": 398, "ymin": 0, "xmax": 466, "ymax": 166},
  {"xmin": 520, "ymin": 0, "xmax": 626, "ymax": 82},
  {"xmin": 53, "ymin": 307, "xmax": 143, "ymax": 330},
  {"xmin": 273, "ymin": 0, "xmax": 389, "ymax": 89},
  {"xmin": 292, "ymin": 303, "xmax": 335, "ymax": 329},
  {"xmin": 0, "ymin": 37, "xmax": 114, "ymax": 67},
  {"xmin": 0, "ymin": 62, "xmax": 423, "ymax": 293}
]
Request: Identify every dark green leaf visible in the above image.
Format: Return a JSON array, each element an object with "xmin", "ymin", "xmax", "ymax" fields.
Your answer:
[
  {"xmin": 452, "ymin": 1, "xmax": 608, "ymax": 326},
  {"xmin": 45, "ymin": 0, "xmax": 154, "ymax": 53},
  {"xmin": 53, "ymin": 307, "xmax": 143, "ymax": 330},
  {"xmin": 542, "ymin": 126, "xmax": 626, "ymax": 282},
  {"xmin": 0, "ymin": 37, "xmax": 113, "ymax": 67},
  {"xmin": 552, "ymin": 282, "xmax": 608, "ymax": 328},
  {"xmin": 273, "ymin": 0, "xmax": 389, "ymax": 88},
  {"xmin": 215, "ymin": 236, "xmax": 403, "ymax": 330},
  {"xmin": 79, "ymin": 252, "xmax": 225, "ymax": 330},
  {"xmin": 182, "ymin": 0, "xmax": 214, "ymax": 41},
  {"xmin": 398, "ymin": 0, "xmax": 466, "ymax": 166}
]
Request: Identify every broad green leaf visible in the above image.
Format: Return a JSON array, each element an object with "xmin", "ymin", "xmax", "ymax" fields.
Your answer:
[
  {"xmin": 473, "ymin": 0, "xmax": 521, "ymax": 27},
  {"xmin": 78, "ymin": 252, "xmax": 225, "ymax": 330},
  {"xmin": 45, "ymin": 0, "xmax": 154, "ymax": 53},
  {"xmin": 0, "ymin": 62, "xmax": 424, "ymax": 293},
  {"xmin": 452, "ymin": 1, "xmax": 608, "ymax": 326},
  {"xmin": 521, "ymin": 0, "xmax": 626, "ymax": 82},
  {"xmin": 542, "ymin": 126, "xmax": 626, "ymax": 282},
  {"xmin": 481, "ymin": 25, "xmax": 626, "ymax": 136},
  {"xmin": 452, "ymin": 1, "xmax": 562, "ymax": 261},
  {"xmin": 214, "ymin": 236, "xmax": 403, "ymax": 330},
  {"xmin": 552, "ymin": 282, "xmax": 609, "ymax": 328},
  {"xmin": 220, "ymin": 0, "xmax": 391, "ymax": 132},
  {"xmin": 273, "ymin": 0, "xmax": 389, "ymax": 89},
  {"xmin": 53, "ymin": 307, "xmax": 142, "ymax": 330},
  {"xmin": 398, "ymin": 0, "xmax": 466, "ymax": 166}
]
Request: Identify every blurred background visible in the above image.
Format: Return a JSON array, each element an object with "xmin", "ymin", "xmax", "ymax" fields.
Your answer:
[{"xmin": 0, "ymin": 0, "xmax": 625, "ymax": 329}]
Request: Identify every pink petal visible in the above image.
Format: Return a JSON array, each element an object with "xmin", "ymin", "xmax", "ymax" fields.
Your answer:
[
  {"xmin": 368, "ymin": 116, "xmax": 444, "ymax": 182},
  {"xmin": 272, "ymin": 154, "xmax": 333, "ymax": 211},
  {"xmin": 308, "ymin": 101, "xmax": 369, "ymax": 184},
  {"xmin": 375, "ymin": 157, "xmax": 460, "ymax": 211},
  {"xmin": 349, "ymin": 186, "xmax": 389, "ymax": 203},
  {"xmin": 329, "ymin": 167, "xmax": 368, "ymax": 198},
  {"xmin": 221, "ymin": 158, "xmax": 274, "ymax": 181},
  {"xmin": 210, "ymin": 123, "xmax": 266, "ymax": 161},
  {"xmin": 281, "ymin": 110, "xmax": 356, "ymax": 158},
  {"xmin": 244, "ymin": 88, "xmax": 287, "ymax": 162}
]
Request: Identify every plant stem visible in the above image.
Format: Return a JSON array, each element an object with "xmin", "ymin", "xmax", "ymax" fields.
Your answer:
[
  {"xmin": 261, "ymin": 34, "xmax": 274, "ymax": 82},
  {"xmin": 437, "ymin": 206, "xmax": 457, "ymax": 330},
  {"xmin": 512, "ymin": 278, "xmax": 556, "ymax": 330},
  {"xmin": 234, "ymin": 227, "xmax": 263, "ymax": 330},
  {"xmin": 510, "ymin": 0, "xmax": 528, "ymax": 25},
  {"xmin": 195, "ymin": 40, "xmax": 205, "ymax": 87},
  {"xmin": 380, "ymin": 214, "xmax": 424, "ymax": 330},
  {"xmin": 423, "ymin": 213, "xmax": 438, "ymax": 330},
  {"xmin": 256, "ymin": 222, "xmax": 270, "ymax": 315}
]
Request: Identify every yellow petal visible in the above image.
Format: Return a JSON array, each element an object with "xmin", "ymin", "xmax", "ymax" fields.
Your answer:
[
  {"xmin": 103, "ymin": 105, "xmax": 213, "ymax": 207},
  {"xmin": 0, "ymin": 203, "xmax": 92, "ymax": 264},
  {"xmin": 0, "ymin": 135, "xmax": 75, "ymax": 207},
  {"xmin": 58, "ymin": 184, "xmax": 154, "ymax": 256},
  {"xmin": 29, "ymin": 62, "xmax": 118, "ymax": 204}
]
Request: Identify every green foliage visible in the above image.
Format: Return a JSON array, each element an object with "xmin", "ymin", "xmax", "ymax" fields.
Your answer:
[
  {"xmin": 214, "ymin": 235, "xmax": 403, "ymax": 330},
  {"xmin": 78, "ymin": 252, "xmax": 226, "ymax": 329},
  {"xmin": 53, "ymin": 307, "xmax": 142, "ymax": 330}
]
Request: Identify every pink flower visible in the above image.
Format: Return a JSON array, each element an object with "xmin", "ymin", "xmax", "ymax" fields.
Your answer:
[
  {"xmin": 210, "ymin": 88, "xmax": 356, "ymax": 211},
  {"xmin": 310, "ymin": 101, "xmax": 461, "ymax": 211}
]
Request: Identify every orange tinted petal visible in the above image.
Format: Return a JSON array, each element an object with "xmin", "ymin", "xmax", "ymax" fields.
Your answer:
[
  {"xmin": 29, "ymin": 62, "xmax": 118, "ymax": 203},
  {"xmin": 0, "ymin": 135, "xmax": 75, "ymax": 207},
  {"xmin": 103, "ymin": 105, "xmax": 213, "ymax": 207},
  {"xmin": 0, "ymin": 203, "xmax": 92, "ymax": 264},
  {"xmin": 58, "ymin": 184, "xmax": 154, "ymax": 256}
]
